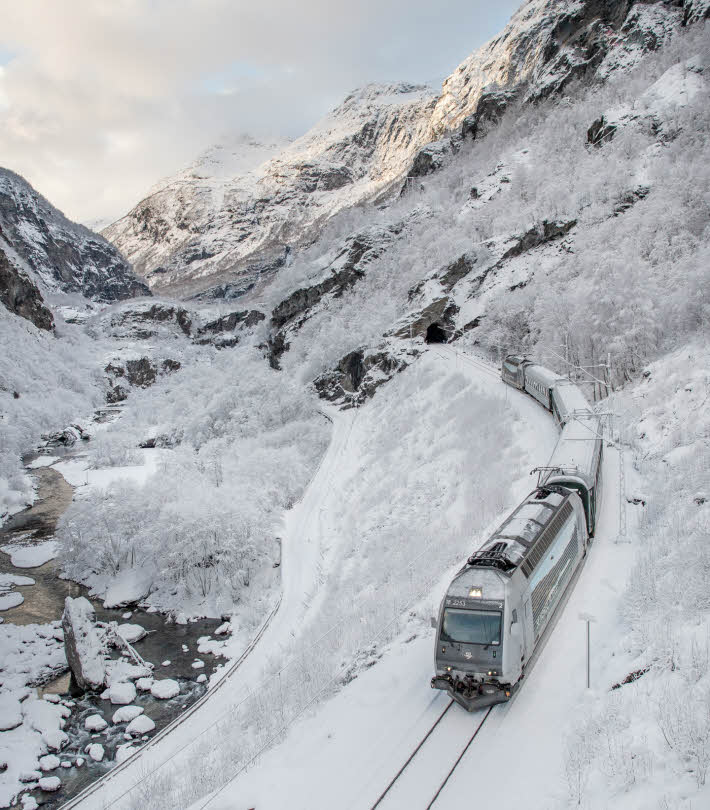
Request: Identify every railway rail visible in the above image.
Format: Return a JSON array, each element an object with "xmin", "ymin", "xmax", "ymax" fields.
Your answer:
[{"xmin": 369, "ymin": 700, "xmax": 494, "ymax": 810}]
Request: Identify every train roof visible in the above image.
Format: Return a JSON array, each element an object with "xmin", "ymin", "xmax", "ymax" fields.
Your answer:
[
  {"xmin": 552, "ymin": 380, "xmax": 592, "ymax": 419},
  {"xmin": 545, "ymin": 415, "xmax": 602, "ymax": 488},
  {"xmin": 463, "ymin": 487, "xmax": 573, "ymax": 577},
  {"xmin": 447, "ymin": 566, "xmax": 506, "ymax": 601},
  {"xmin": 525, "ymin": 364, "xmax": 564, "ymax": 389}
]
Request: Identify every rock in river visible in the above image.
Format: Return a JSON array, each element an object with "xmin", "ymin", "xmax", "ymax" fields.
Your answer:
[{"xmin": 61, "ymin": 597, "xmax": 106, "ymax": 691}]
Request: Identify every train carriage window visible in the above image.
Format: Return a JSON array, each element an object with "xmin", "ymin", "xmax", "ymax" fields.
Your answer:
[{"xmin": 441, "ymin": 609, "xmax": 501, "ymax": 646}]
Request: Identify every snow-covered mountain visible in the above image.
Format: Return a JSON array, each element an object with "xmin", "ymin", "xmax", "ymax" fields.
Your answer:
[
  {"xmin": 0, "ymin": 168, "xmax": 149, "ymax": 305},
  {"xmin": 103, "ymin": 0, "xmax": 704, "ymax": 300},
  {"xmin": 103, "ymin": 85, "xmax": 437, "ymax": 297}
]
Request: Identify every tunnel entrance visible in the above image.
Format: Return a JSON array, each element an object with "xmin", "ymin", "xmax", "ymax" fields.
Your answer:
[{"xmin": 425, "ymin": 322, "xmax": 448, "ymax": 344}]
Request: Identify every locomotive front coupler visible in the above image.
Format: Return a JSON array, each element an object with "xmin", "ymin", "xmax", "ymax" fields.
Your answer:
[{"xmin": 431, "ymin": 674, "xmax": 515, "ymax": 712}]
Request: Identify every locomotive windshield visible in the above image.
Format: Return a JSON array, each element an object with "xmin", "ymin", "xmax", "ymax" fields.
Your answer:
[{"xmin": 441, "ymin": 609, "xmax": 501, "ymax": 646}]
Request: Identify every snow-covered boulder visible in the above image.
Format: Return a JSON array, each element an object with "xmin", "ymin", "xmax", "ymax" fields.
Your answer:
[
  {"xmin": 38, "ymin": 754, "xmax": 60, "ymax": 772},
  {"xmin": 38, "ymin": 776, "xmax": 61, "ymax": 792},
  {"xmin": 135, "ymin": 677, "xmax": 154, "ymax": 692},
  {"xmin": 125, "ymin": 715, "xmax": 155, "ymax": 736},
  {"xmin": 0, "ymin": 591, "xmax": 24, "ymax": 610},
  {"xmin": 116, "ymin": 623, "xmax": 147, "ymax": 644},
  {"xmin": 86, "ymin": 743, "xmax": 105, "ymax": 762},
  {"xmin": 150, "ymin": 679, "xmax": 179, "ymax": 700},
  {"xmin": 104, "ymin": 659, "xmax": 151, "ymax": 686},
  {"xmin": 84, "ymin": 714, "xmax": 108, "ymax": 732},
  {"xmin": 112, "ymin": 705, "xmax": 143, "ymax": 724},
  {"xmin": 61, "ymin": 596, "xmax": 106, "ymax": 690},
  {"xmin": 108, "ymin": 682, "xmax": 136, "ymax": 705},
  {"xmin": 115, "ymin": 743, "xmax": 137, "ymax": 764}
]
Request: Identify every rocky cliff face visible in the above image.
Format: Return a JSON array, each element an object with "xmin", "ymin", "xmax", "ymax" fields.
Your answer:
[
  {"xmin": 103, "ymin": 85, "xmax": 437, "ymax": 297},
  {"xmin": 0, "ymin": 168, "xmax": 149, "ymax": 303},
  {"xmin": 0, "ymin": 244, "xmax": 54, "ymax": 330}
]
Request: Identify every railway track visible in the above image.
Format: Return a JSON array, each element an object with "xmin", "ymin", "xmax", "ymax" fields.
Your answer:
[{"xmin": 369, "ymin": 700, "xmax": 494, "ymax": 810}]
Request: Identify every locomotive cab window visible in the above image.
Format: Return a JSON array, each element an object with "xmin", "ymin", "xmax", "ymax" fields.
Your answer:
[{"xmin": 441, "ymin": 609, "xmax": 501, "ymax": 645}]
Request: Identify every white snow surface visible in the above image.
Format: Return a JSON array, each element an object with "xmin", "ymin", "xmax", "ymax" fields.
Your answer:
[{"xmin": 1, "ymin": 541, "xmax": 59, "ymax": 568}]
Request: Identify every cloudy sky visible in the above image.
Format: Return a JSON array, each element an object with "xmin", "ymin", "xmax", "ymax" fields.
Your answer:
[{"xmin": 0, "ymin": 0, "xmax": 519, "ymax": 226}]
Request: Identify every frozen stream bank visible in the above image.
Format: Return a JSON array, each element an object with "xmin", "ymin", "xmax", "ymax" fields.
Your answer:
[{"xmin": 0, "ymin": 454, "xmax": 224, "ymax": 808}]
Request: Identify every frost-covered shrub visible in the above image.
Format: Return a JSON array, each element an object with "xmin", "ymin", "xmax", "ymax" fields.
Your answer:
[{"xmin": 57, "ymin": 346, "xmax": 329, "ymax": 616}]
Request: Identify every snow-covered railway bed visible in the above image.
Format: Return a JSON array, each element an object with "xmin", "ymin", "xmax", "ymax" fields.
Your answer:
[{"xmin": 368, "ymin": 699, "xmax": 492, "ymax": 810}]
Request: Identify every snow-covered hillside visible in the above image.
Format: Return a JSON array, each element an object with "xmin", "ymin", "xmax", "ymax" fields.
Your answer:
[{"xmin": 102, "ymin": 0, "xmax": 704, "ymax": 301}]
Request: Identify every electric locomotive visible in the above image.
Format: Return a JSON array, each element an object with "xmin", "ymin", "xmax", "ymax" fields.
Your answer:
[
  {"xmin": 431, "ymin": 355, "xmax": 603, "ymax": 710},
  {"xmin": 431, "ymin": 485, "xmax": 588, "ymax": 710}
]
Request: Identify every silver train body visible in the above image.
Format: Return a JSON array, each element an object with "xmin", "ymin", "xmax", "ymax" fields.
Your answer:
[{"xmin": 431, "ymin": 356, "xmax": 603, "ymax": 711}]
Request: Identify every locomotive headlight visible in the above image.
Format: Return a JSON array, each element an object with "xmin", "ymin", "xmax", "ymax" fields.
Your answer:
[{"xmin": 469, "ymin": 587, "xmax": 483, "ymax": 598}]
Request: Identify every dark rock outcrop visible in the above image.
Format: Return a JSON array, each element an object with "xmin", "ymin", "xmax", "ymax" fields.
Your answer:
[
  {"xmin": 461, "ymin": 89, "xmax": 519, "ymax": 141},
  {"xmin": 497, "ymin": 220, "xmax": 577, "ymax": 265},
  {"xmin": 0, "ymin": 246, "xmax": 54, "ymax": 330},
  {"xmin": 684, "ymin": 0, "xmax": 710, "ymax": 25},
  {"xmin": 198, "ymin": 309, "xmax": 265, "ymax": 336},
  {"xmin": 0, "ymin": 168, "xmax": 150, "ymax": 302},
  {"xmin": 105, "ymin": 356, "xmax": 181, "ymax": 403},
  {"xmin": 110, "ymin": 303, "xmax": 192, "ymax": 338},
  {"xmin": 613, "ymin": 186, "xmax": 650, "ymax": 216},
  {"xmin": 438, "ymin": 255, "xmax": 477, "ymax": 292},
  {"xmin": 62, "ymin": 597, "xmax": 106, "ymax": 691},
  {"xmin": 271, "ymin": 265, "xmax": 365, "ymax": 330},
  {"xmin": 195, "ymin": 309, "xmax": 265, "ymax": 349},
  {"xmin": 393, "ymin": 298, "xmax": 460, "ymax": 341},
  {"xmin": 314, "ymin": 346, "xmax": 418, "ymax": 406},
  {"xmin": 587, "ymin": 115, "xmax": 618, "ymax": 145}
]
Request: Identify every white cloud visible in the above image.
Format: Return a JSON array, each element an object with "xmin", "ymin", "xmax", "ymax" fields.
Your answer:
[{"xmin": 0, "ymin": 0, "xmax": 518, "ymax": 224}]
